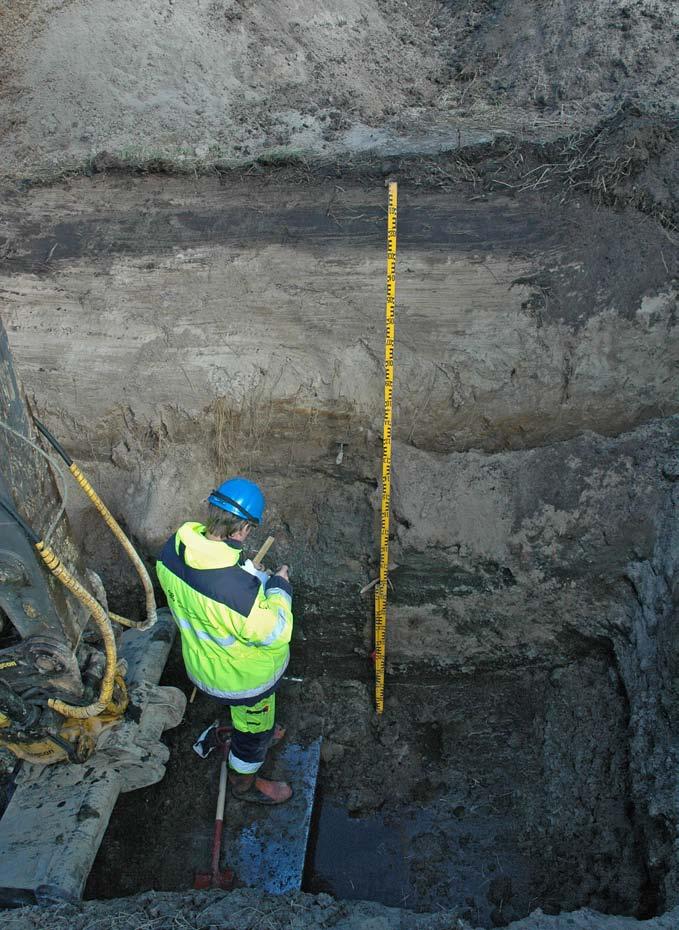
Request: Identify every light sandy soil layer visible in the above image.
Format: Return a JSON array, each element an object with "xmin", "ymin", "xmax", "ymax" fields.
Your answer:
[{"xmin": 1, "ymin": 0, "xmax": 677, "ymax": 177}]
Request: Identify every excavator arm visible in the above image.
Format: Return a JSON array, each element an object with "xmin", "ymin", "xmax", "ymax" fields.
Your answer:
[{"xmin": 0, "ymin": 317, "xmax": 185, "ymax": 902}]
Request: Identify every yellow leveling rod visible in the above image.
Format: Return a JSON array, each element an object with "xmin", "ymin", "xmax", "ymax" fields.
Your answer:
[{"xmin": 375, "ymin": 180, "xmax": 397, "ymax": 715}]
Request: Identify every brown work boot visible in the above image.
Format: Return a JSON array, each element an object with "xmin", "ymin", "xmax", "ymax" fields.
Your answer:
[{"xmin": 229, "ymin": 770, "xmax": 293, "ymax": 805}]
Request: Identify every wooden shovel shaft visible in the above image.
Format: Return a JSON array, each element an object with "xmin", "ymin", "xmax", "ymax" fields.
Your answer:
[
  {"xmin": 253, "ymin": 535, "xmax": 274, "ymax": 565},
  {"xmin": 195, "ymin": 738, "xmax": 233, "ymax": 889},
  {"xmin": 211, "ymin": 743, "xmax": 229, "ymax": 875}
]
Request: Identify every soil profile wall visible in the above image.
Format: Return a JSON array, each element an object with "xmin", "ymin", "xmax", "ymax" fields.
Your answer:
[{"xmin": 1, "ymin": 168, "xmax": 679, "ymax": 917}]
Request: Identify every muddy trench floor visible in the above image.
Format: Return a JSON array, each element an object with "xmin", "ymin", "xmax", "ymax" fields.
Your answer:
[{"xmin": 83, "ymin": 632, "xmax": 658, "ymax": 929}]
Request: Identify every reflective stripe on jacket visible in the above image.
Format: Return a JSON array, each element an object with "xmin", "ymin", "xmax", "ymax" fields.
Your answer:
[{"xmin": 156, "ymin": 522, "xmax": 293, "ymax": 703}]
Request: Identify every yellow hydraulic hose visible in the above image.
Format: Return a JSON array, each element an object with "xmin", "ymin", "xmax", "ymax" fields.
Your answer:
[
  {"xmin": 2, "ymin": 417, "xmax": 155, "ymax": 721},
  {"xmin": 35, "ymin": 542, "xmax": 117, "ymax": 718},
  {"xmin": 109, "ymin": 613, "xmax": 137, "ymax": 628},
  {"xmin": 34, "ymin": 421, "xmax": 157, "ymax": 631},
  {"xmin": 0, "ymin": 494, "xmax": 121, "ymax": 721},
  {"xmin": 67, "ymin": 463, "xmax": 157, "ymax": 631}
]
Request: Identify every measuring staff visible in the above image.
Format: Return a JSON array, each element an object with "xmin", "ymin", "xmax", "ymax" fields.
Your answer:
[{"xmin": 375, "ymin": 180, "xmax": 397, "ymax": 715}]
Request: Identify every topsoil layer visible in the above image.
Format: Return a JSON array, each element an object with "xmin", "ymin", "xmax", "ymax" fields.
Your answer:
[{"xmin": 1, "ymin": 0, "xmax": 678, "ymax": 178}]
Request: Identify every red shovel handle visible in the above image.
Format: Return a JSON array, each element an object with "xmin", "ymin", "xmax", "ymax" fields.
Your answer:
[{"xmin": 195, "ymin": 736, "xmax": 235, "ymax": 889}]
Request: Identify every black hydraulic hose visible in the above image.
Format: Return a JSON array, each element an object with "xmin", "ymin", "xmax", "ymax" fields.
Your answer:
[
  {"xmin": 0, "ymin": 679, "xmax": 40, "ymax": 729},
  {"xmin": 34, "ymin": 419, "xmax": 73, "ymax": 467},
  {"xmin": 0, "ymin": 496, "xmax": 38, "ymax": 543},
  {"xmin": 47, "ymin": 732, "xmax": 81, "ymax": 763}
]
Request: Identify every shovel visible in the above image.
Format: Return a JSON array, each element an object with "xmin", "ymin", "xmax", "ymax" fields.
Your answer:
[{"xmin": 194, "ymin": 732, "xmax": 236, "ymax": 890}]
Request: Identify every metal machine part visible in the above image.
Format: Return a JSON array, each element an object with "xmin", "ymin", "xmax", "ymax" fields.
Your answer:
[
  {"xmin": 0, "ymin": 326, "xmax": 91, "ymax": 649},
  {"xmin": 0, "ymin": 318, "xmax": 185, "ymax": 898},
  {"xmin": 0, "ymin": 613, "xmax": 185, "ymax": 903},
  {"xmin": 0, "ymin": 635, "xmax": 92, "ymax": 763},
  {"xmin": 0, "ymin": 635, "xmax": 84, "ymax": 699},
  {"xmin": 0, "ymin": 316, "xmax": 129, "ymax": 758},
  {"xmin": 223, "ymin": 737, "xmax": 321, "ymax": 894}
]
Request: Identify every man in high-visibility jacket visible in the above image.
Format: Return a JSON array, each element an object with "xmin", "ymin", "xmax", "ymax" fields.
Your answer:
[{"xmin": 156, "ymin": 477, "xmax": 293, "ymax": 804}]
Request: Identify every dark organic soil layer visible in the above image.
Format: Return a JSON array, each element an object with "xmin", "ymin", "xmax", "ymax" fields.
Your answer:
[{"xmin": 86, "ymin": 634, "xmax": 655, "ymax": 929}]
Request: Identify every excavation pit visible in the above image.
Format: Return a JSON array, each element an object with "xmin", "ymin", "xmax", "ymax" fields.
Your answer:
[
  {"xmin": 1, "ymin": 145, "xmax": 678, "ymax": 930},
  {"xmin": 85, "ymin": 633, "xmax": 659, "ymax": 928}
]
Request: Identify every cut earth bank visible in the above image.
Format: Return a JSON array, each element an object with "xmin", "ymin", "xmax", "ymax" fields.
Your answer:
[
  {"xmin": 2, "ymin": 0, "xmax": 678, "ymax": 178},
  {"xmin": 1, "ymin": 121, "xmax": 679, "ymax": 928}
]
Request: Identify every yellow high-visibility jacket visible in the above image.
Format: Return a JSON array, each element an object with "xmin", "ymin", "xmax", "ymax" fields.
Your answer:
[{"xmin": 156, "ymin": 522, "xmax": 293, "ymax": 703}]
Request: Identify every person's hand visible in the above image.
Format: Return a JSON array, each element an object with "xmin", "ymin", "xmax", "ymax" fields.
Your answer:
[
  {"xmin": 253, "ymin": 561, "xmax": 271, "ymax": 575},
  {"xmin": 275, "ymin": 564, "xmax": 290, "ymax": 580}
]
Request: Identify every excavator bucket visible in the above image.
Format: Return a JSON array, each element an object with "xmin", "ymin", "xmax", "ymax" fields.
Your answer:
[{"xmin": 0, "ymin": 612, "xmax": 185, "ymax": 905}]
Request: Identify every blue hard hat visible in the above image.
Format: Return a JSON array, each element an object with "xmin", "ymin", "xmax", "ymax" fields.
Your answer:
[{"xmin": 208, "ymin": 477, "xmax": 265, "ymax": 525}]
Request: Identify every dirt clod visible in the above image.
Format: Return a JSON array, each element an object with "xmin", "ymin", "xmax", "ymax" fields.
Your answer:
[{"xmin": 488, "ymin": 876, "xmax": 512, "ymax": 906}]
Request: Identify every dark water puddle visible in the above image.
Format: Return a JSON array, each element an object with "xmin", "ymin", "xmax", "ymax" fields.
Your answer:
[{"xmin": 304, "ymin": 797, "xmax": 534, "ymax": 927}]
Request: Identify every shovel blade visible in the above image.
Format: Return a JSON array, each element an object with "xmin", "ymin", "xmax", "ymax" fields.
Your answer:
[
  {"xmin": 193, "ymin": 869, "xmax": 235, "ymax": 890},
  {"xmin": 193, "ymin": 872, "xmax": 211, "ymax": 890}
]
